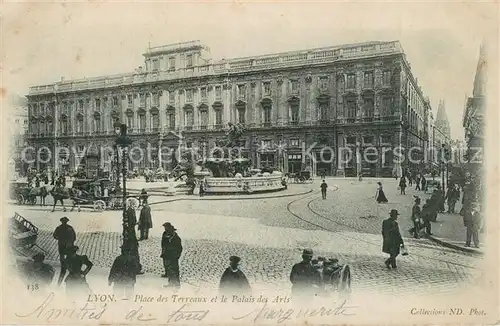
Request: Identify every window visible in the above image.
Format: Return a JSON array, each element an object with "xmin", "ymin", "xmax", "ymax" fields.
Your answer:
[
  {"xmin": 201, "ymin": 87, "xmax": 207, "ymax": 100},
  {"xmin": 364, "ymin": 71, "xmax": 374, "ymax": 88},
  {"xmin": 168, "ymin": 112, "xmax": 175, "ymax": 129},
  {"xmin": 186, "ymin": 89, "xmax": 193, "ymax": 102},
  {"xmin": 238, "ymin": 84, "xmax": 246, "ymax": 99},
  {"xmin": 319, "ymin": 76, "xmax": 328, "ymax": 90},
  {"xmin": 290, "ymin": 139, "xmax": 299, "ymax": 147},
  {"xmin": 185, "ymin": 110, "xmax": 194, "ymax": 126},
  {"xmin": 382, "ymin": 97, "xmax": 393, "ymax": 116},
  {"xmin": 152, "ymin": 113, "xmax": 160, "ymax": 130},
  {"xmin": 152, "ymin": 94, "xmax": 159, "ymax": 106},
  {"xmin": 127, "ymin": 95, "xmax": 133, "ymax": 106},
  {"xmin": 152, "ymin": 59, "xmax": 160, "ymax": 71},
  {"xmin": 186, "ymin": 54, "xmax": 193, "ymax": 68},
  {"xmin": 200, "ymin": 110, "xmax": 208, "ymax": 127},
  {"xmin": 364, "ymin": 98, "xmax": 374, "ymax": 118},
  {"xmin": 32, "ymin": 105, "xmax": 38, "ymax": 116},
  {"xmin": 78, "ymin": 145, "xmax": 85, "ymax": 153},
  {"xmin": 76, "ymin": 116, "xmax": 84, "ymax": 133},
  {"xmin": 290, "ymin": 80, "xmax": 299, "ymax": 93},
  {"xmin": 263, "ymin": 82, "xmax": 271, "ymax": 96},
  {"xmin": 363, "ymin": 136, "xmax": 374, "ymax": 145},
  {"xmin": 319, "ymin": 103, "xmax": 328, "ymax": 120},
  {"xmin": 169, "ymin": 57, "xmax": 176, "ymax": 70},
  {"xmin": 381, "ymin": 135, "xmax": 392, "ymax": 144},
  {"xmin": 139, "ymin": 114, "xmax": 146, "ymax": 131},
  {"xmin": 382, "ymin": 71, "xmax": 391, "ymax": 86},
  {"xmin": 169, "ymin": 91, "xmax": 175, "ymax": 104},
  {"xmin": 290, "ymin": 103, "xmax": 299, "ymax": 123},
  {"xmin": 238, "ymin": 108, "xmax": 245, "ymax": 124},
  {"xmin": 262, "ymin": 140, "xmax": 271, "ymax": 149},
  {"xmin": 346, "ymin": 99, "xmax": 357, "ymax": 119},
  {"xmin": 113, "ymin": 96, "xmax": 119, "ymax": 106},
  {"xmin": 127, "ymin": 115, "xmax": 134, "ymax": 129},
  {"xmin": 93, "ymin": 116, "xmax": 100, "ymax": 133},
  {"xmin": 346, "ymin": 137, "xmax": 356, "ymax": 145},
  {"xmin": 264, "ymin": 107, "xmax": 271, "ymax": 124},
  {"xmin": 186, "ymin": 142, "xmax": 192, "ymax": 149},
  {"xmin": 215, "ymin": 86, "xmax": 222, "ymax": 99},
  {"xmin": 346, "ymin": 74, "xmax": 356, "ymax": 89},
  {"xmin": 215, "ymin": 109, "xmax": 223, "ymax": 126},
  {"xmin": 140, "ymin": 94, "xmax": 146, "ymax": 106},
  {"xmin": 78, "ymin": 100, "xmax": 84, "ymax": 109}
]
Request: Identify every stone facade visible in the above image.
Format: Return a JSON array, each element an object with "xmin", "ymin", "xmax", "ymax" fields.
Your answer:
[{"xmin": 26, "ymin": 40, "xmax": 431, "ymax": 177}]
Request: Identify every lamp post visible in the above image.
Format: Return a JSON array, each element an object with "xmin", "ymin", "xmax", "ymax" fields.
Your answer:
[
  {"xmin": 441, "ymin": 143, "xmax": 446, "ymax": 192},
  {"xmin": 115, "ymin": 123, "xmax": 132, "ymax": 239}
]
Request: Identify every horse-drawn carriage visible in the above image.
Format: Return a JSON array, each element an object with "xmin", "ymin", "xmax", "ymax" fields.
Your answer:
[
  {"xmin": 9, "ymin": 181, "xmax": 34, "ymax": 205},
  {"xmin": 9, "ymin": 212, "xmax": 38, "ymax": 249},
  {"xmin": 288, "ymin": 170, "xmax": 314, "ymax": 183},
  {"xmin": 312, "ymin": 257, "xmax": 351, "ymax": 298}
]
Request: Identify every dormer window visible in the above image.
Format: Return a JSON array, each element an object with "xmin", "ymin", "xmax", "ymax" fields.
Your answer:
[{"xmin": 186, "ymin": 54, "xmax": 193, "ymax": 68}]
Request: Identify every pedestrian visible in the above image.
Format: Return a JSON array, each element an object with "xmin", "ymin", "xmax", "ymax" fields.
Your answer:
[
  {"xmin": 464, "ymin": 203, "xmax": 481, "ymax": 248},
  {"xmin": 415, "ymin": 174, "xmax": 421, "ymax": 191},
  {"xmin": 51, "ymin": 182, "xmax": 68, "ymax": 212},
  {"xmin": 421, "ymin": 199, "xmax": 433, "ymax": 236},
  {"xmin": 289, "ymin": 249, "xmax": 322, "ymax": 299},
  {"xmin": 160, "ymin": 222, "xmax": 183, "ymax": 289},
  {"xmin": 53, "ymin": 216, "xmax": 76, "ymax": 285},
  {"xmin": 375, "ymin": 182, "xmax": 388, "ymax": 203},
  {"xmin": 320, "ymin": 180, "xmax": 328, "ymax": 200},
  {"xmin": 199, "ymin": 180, "xmax": 205, "ymax": 197},
  {"xmin": 429, "ymin": 189, "xmax": 440, "ymax": 222},
  {"xmin": 25, "ymin": 253, "xmax": 55, "ymax": 293},
  {"xmin": 59, "ymin": 245, "xmax": 93, "ymax": 297},
  {"xmin": 446, "ymin": 184, "xmax": 458, "ymax": 214},
  {"xmin": 138, "ymin": 200, "xmax": 153, "ymax": 240},
  {"xmin": 219, "ymin": 256, "xmax": 251, "ymax": 296},
  {"xmin": 399, "ymin": 176, "xmax": 407, "ymax": 195},
  {"xmin": 382, "ymin": 209, "xmax": 405, "ymax": 269},
  {"xmin": 125, "ymin": 200, "xmax": 138, "ymax": 237},
  {"xmin": 437, "ymin": 184, "xmax": 445, "ymax": 213},
  {"xmin": 410, "ymin": 196, "xmax": 422, "ymax": 238},
  {"xmin": 139, "ymin": 188, "xmax": 148, "ymax": 206},
  {"xmin": 51, "ymin": 170, "xmax": 55, "ymax": 185},
  {"xmin": 421, "ymin": 175, "xmax": 427, "ymax": 192},
  {"xmin": 108, "ymin": 244, "xmax": 142, "ymax": 299}
]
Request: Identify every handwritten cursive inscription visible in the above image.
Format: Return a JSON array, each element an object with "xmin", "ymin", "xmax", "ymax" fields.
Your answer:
[
  {"xmin": 233, "ymin": 300, "xmax": 359, "ymax": 323},
  {"xmin": 166, "ymin": 304, "xmax": 210, "ymax": 323},
  {"xmin": 15, "ymin": 292, "xmax": 108, "ymax": 322}
]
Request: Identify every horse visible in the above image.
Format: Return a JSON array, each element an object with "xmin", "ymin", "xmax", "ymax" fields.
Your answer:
[
  {"xmin": 50, "ymin": 187, "xmax": 69, "ymax": 212},
  {"xmin": 27, "ymin": 186, "xmax": 48, "ymax": 206}
]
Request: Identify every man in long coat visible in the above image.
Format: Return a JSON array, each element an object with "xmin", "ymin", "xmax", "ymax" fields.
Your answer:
[
  {"xmin": 382, "ymin": 209, "xmax": 404, "ymax": 269},
  {"xmin": 138, "ymin": 200, "xmax": 153, "ymax": 240},
  {"xmin": 124, "ymin": 202, "xmax": 137, "ymax": 237},
  {"xmin": 161, "ymin": 222, "xmax": 183, "ymax": 289},
  {"xmin": 219, "ymin": 256, "xmax": 251, "ymax": 296},
  {"xmin": 53, "ymin": 217, "xmax": 76, "ymax": 284},
  {"xmin": 289, "ymin": 249, "xmax": 322, "ymax": 299},
  {"xmin": 108, "ymin": 244, "xmax": 142, "ymax": 299},
  {"xmin": 464, "ymin": 203, "xmax": 481, "ymax": 248}
]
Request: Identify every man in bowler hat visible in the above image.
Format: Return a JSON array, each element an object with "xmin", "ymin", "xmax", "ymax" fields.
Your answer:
[
  {"xmin": 382, "ymin": 209, "xmax": 404, "ymax": 269},
  {"xmin": 290, "ymin": 249, "xmax": 322, "ymax": 298},
  {"xmin": 161, "ymin": 222, "xmax": 183, "ymax": 289},
  {"xmin": 53, "ymin": 217, "xmax": 76, "ymax": 284},
  {"xmin": 138, "ymin": 200, "xmax": 153, "ymax": 240}
]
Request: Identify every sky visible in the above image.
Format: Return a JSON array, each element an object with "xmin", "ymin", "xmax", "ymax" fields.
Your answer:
[{"xmin": 2, "ymin": 1, "xmax": 498, "ymax": 140}]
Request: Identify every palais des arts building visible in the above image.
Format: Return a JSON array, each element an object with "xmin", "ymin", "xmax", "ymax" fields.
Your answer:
[{"xmin": 27, "ymin": 40, "xmax": 431, "ymax": 177}]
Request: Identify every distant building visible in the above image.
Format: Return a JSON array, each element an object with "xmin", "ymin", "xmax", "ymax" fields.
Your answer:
[
  {"xmin": 26, "ymin": 40, "xmax": 433, "ymax": 177},
  {"xmin": 463, "ymin": 43, "xmax": 486, "ymax": 204},
  {"xmin": 8, "ymin": 96, "xmax": 29, "ymax": 176}
]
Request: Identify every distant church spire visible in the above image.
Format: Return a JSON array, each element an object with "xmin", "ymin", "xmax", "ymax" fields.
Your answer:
[
  {"xmin": 473, "ymin": 41, "xmax": 487, "ymax": 98},
  {"xmin": 436, "ymin": 99, "xmax": 451, "ymax": 138}
]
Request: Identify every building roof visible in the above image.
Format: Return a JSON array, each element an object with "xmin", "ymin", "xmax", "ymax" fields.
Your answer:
[{"xmin": 435, "ymin": 99, "xmax": 451, "ymax": 138}]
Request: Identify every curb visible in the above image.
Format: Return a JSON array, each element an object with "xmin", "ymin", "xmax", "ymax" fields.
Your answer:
[{"xmin": 426, "ymin": 235, "xmax": 484, "ymax": 255}]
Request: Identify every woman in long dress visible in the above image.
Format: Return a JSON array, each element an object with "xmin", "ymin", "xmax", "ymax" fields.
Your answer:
[{"xmin": 375, "ymin": 182, "xmax": 388, "ymax": 203}]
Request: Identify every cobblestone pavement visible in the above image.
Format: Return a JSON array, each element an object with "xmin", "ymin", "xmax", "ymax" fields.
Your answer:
[{"xmin": 7, "ymin": 179, "xmax": 484, "ymax": 297}]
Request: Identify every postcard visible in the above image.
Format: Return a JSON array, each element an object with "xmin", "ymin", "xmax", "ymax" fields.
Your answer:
[{"xmin": 1, "ymin": 1, "xmax": 498, "ymax": 325}]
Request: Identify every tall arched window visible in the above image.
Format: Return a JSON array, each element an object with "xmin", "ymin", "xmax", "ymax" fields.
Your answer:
[
  {"xmin": 199, "ymin": 104, "xmax": 208, "ymax": 129},
  {"xmin": 76, "ymin": 113, "xmax": 84, "ymax": 134},
  {"xmin": 93, "ymin": 112, "xmax": 101, "ymax": 133},
  {"xmin": 166, "ymin": 107, "xmax": 175, "ymax": 130},
  {"xmin": 138, "ymin": 109, "xmax": 146, "ymax": 132},
  {"xmin": 151, "ymin": 108, "xmax": 160, "ymax": 131}
]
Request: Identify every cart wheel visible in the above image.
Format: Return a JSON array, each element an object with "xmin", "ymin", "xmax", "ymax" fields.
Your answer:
[
  {"xmin": 94, "ymin": 200, "xmax": 106, "ymax": 212},
  {"xmin": 17, "ymin": 194, "xmax": 24, "ymax": 205},
  {"xmin": 338, "ymin": 265, "xmax": 351, "ymax": 299}
]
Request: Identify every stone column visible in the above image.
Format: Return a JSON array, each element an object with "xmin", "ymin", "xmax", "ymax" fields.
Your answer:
[
  {"xmin": 305, "ymin": 77, "xmax": 313, "ymax": 124},
  {"xmin": 356, "ymin": 71, "xmax": 363, "ymax": 121}
]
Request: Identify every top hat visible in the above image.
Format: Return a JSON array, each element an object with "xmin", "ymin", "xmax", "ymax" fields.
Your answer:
[
  {"xmin": 229, "ymin": 256, "xmax": 241, "ymax": 264},
  {"xmin": 60, "ymin": 217, "xmax": 69, "ymax": 223},
  {"xmin": 162, "ymin": 222, "xmax": 177, "ymax": 231},
  {"xmin": 389, "ymin": 209, "xmax": 400, "ymax": 216},
  {"xmin": 302, "ymin": 249, "xmax": 314, "ymax": 256}
]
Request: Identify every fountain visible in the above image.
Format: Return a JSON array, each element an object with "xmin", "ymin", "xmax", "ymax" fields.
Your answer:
[{"xmin": 169, "ymin": 123, "xmax": 286, "ymax": 195}]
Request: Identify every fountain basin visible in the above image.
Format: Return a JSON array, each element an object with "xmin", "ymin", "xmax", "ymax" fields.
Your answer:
[{"xmin": 203, "ymin": 174, "xmax": 285, "ymax": 194}]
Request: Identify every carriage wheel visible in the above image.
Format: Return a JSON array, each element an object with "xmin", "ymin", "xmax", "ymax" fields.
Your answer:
[
  {"xmin": 93, "ymin": 200, "xmax": 106, "ymax": 212},
  {"xmin": 337, "ymin": 265, "xmax": 352, "ymax": 299},
  {"xmin": 17, "ymin": 194, "xmax": 24, "ymax": 205}
]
